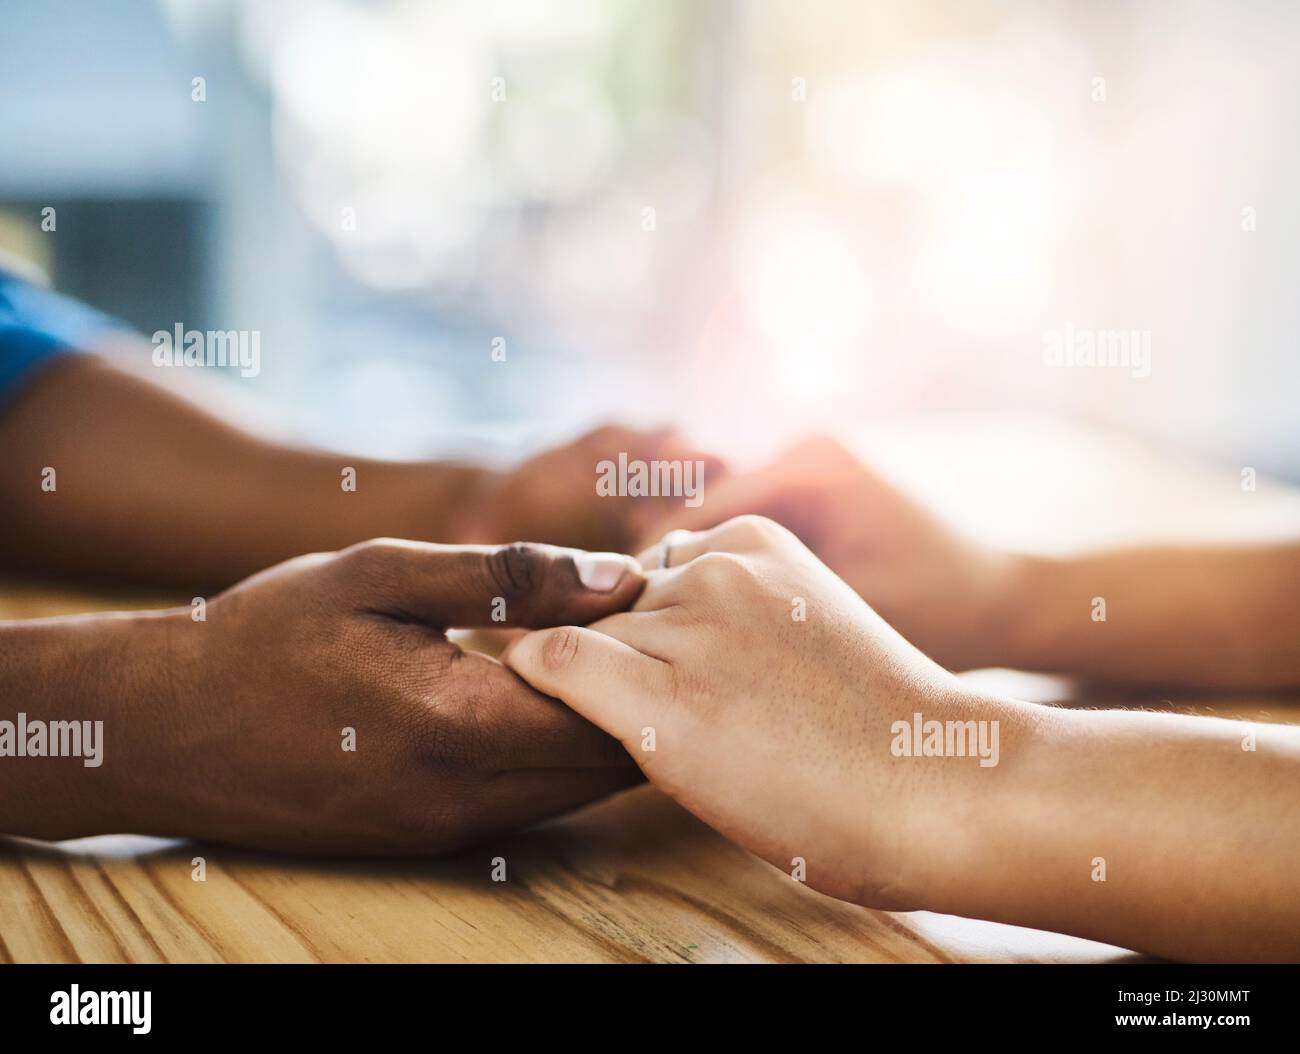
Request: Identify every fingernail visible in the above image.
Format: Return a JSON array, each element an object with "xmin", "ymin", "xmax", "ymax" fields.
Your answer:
[{"xmin": 575, "ymin": 552, "xmax": 634, "ymax": 591}]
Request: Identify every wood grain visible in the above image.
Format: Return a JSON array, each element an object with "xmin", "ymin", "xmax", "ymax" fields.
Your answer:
[
  {"xmin": 0, "ymin": 774, "xmax": 1134, "ymax": 964},
  {"xmin": 6, "ymin": 575, "xmax": 1295, "ymax": 963},
  {"xmin": 3, "ymin": 425, "xmax": 1299, "ymax": 962}
]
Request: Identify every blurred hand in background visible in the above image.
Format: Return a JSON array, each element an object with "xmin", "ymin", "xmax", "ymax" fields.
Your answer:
[
  {"xmin": 645, "ymin": 434, "xmax": 1300, "ymax": 688},
  {"xmin": 0, "ymin": 349, "xmax": 721, "ymax": 591},
  {"xmin": 458, "ymin": 423, "xmax": 726, "ymax": 554},
  {"xmin": 645, "ymin": 435, "xmax": 1010, "ymax": 671}
]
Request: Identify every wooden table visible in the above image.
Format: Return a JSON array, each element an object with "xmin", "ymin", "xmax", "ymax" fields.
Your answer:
[
  {"xmin": 6, "ymin": 594, "xmax": 1298, "ymax": 964},
  {"xmin": 3, "ymin": 421, "xmax": 1299, "ymax": 962}
]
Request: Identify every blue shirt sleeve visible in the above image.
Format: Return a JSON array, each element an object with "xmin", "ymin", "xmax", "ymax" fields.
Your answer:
[{"xmin": 0, "ymin": 271, "xmax": 129, "ymax": 405}]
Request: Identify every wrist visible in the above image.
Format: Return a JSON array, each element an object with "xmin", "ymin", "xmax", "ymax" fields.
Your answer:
[
  {"xmin": 0, "ymin": 609, "xmax": 190, "ymax": 839},
  {"xmin": 919, "ymin": 545, "xmax": 1052, "ymax": 672},
  {"xmin": 101, "ymin": 608, "xmax": 202, "ymax": 836},
  {"xmin": 984, "ymin": 551, "xmax": 1067, "ymax": 671},
  {"xmin": 890, "ymin": 684, "xmax": 1048, "ymax": 916},
  {"xmin": 363, "ymin": 459, "xmax": 499, "ymax": 544},
  {"xmin": 440, "ymin": 465, "xmax": 505, "ymax": 543},
  {"xmin": 256, "ymin": 454, "xmax": 494, "ymax": 553}
]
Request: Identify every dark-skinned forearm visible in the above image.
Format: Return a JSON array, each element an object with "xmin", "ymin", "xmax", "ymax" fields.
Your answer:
[
  {"xmin": 0, "ymin": 611, "xmax": 184, "ymax": 839},
  {"xmin": 0, "ymin": 356, "xmax": 489, "ymax": 589}
]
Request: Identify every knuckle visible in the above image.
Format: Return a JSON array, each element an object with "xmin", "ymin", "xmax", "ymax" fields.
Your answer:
[
  {"xmin": 687, "ymin": 550, "xmax": 752, "ymax": 589},
  {"xmin": 721, "ymin": 514, "xmax": 785, "ymax": 548},
  {"xmin": 538, "ymin": 626, "xmax": 582, "ymax": 672},
  {"xmin": 338, "ymin": 537, "xmax": 399, "ymax": 576},
  {"xmin": 484, "ymin": 542, "xmax": 545, "ymax": 602},
  {"xmin": 278, "ymin": 550, "xmax": 337, "ymax": 580}
]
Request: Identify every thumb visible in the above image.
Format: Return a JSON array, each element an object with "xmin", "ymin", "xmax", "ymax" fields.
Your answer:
[
  {"xmin": 502, "ymin": 625, "xmax": 669, "ymax": 748},
  {"xmin": 336, "ymin": 538, "xmax": 644, "ymax": 629}
]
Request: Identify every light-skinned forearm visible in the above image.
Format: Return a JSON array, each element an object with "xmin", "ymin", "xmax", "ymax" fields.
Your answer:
[
  {"xmin": 922, "ymin": 700, "xmax": 1300, "ymax": 961},
  {"xmin": 0, "ymin": 356, "xmax": 489, "ymax": 589},
  {"xmin": 994, "ymin": 544, "xmax": 1300, "ymax": 687}
]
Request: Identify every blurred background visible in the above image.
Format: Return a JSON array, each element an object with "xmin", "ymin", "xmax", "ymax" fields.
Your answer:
[{"xmin": 1, "ymin": 0, "xmax": 1297, "ymax": 487}]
